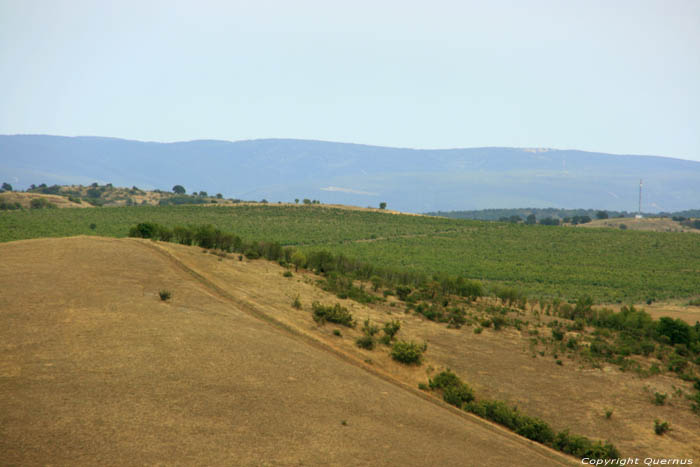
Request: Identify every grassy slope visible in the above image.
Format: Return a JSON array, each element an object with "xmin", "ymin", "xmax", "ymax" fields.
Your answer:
[{"xmin": 1, "ymin": 205, "xmax": 699, "ymax": 302}]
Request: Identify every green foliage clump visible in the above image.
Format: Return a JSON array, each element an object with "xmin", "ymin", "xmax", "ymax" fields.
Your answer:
[
  {"xmin": 311, "ymin": 302, "xmax": 355, "ymax": 327},
  {"xmin": 291, "ymin": 295, "xmax": 302, "ymax": 309},
  {"xmin": 654, "ymin": 419, "xmax": 670, "ymax": 435},
  {"xmin": 159, "ymin": 290, "xmax": 171, "ymax": 301},
  {"xmin": 0, "ymin": 201, "xmax": 22, "ymax": 210},
  {"xmin": 382, "ymin": 320, "xmax": 401, "ymax": 340},
  {"xmin": 423, "ymin": 369, "xmax": 619, "ymax": 460},
  {"xmin": 429, "ymin": 370, "xmax": 474, "ymax": 408},
  {"xmin": 412, "ymin": 302, "xmax": 467, "ymax": 328},
  {"xmin": 390, "ymin": 340, "xmax": 426, "ymax": 365},
  {"xmin": 493, "ymin": 285, "xmax": 526, "ymax": 308},
  {"xmin": 552, "ymin": 430, "xmax": 619, "ymax": 459},
  {"xmin": 355, "ymin": 335, "xmax": 375, "ymax": 350},
  {"xmin": 653, "ymin": 392, "xmax": 667, "ymax": 406},
  {"xmin": 30, "ymin": 198, "xmax": 56, "ymax": 209}
]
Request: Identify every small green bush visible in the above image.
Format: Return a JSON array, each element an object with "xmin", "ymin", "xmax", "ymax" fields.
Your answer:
[
  {"xmin": 362, "ymin": 318, "xmax": 379, "ymax": 337},
  {"xmin": 653, "ymin": 392, "xmax": 667, "ymax": 406},
  {"xmin": 159, "ymin": 290, "xmax": 172, "ymax": 301},
  {"xmin": 390, "ymin": 340, "xmax": 426, "ymax": 365},
  {"xmin": 429, "ymin": 370, "xmax": 474, "ymax": 408},
  {"xmin": 332, "ymin": 329, "xmax": 341, "ymax": 337},
  {"xmin": 283, "ymin": 270, "xmax": 293, "ymax": 278},
  {"xmin": 382, "ymin": 319, "xmax": 401, "ymax": 340},
  {"xmin": 311, "ymin": 302, "xmax": 355, "ymax": 327},
  {"xmin": 292, "ymin": 295, "xmax": 302, "ymax": 309},
  {"xmin": 356, "ymin": 335, "xmax": 375, "ymax": 350},
  {"xmin": 492, "ymin": 315, "xmax": 506, "ymax": 330},
  {"xmin": 30, "ymin": 198, "xmax": 57, "ymax": 209},
  {"xmin": 654, "ymin": 419, "xmax": 670, "ymax": 435}
]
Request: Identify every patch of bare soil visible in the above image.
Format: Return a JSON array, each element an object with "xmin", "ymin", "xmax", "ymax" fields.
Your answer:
[{"xmin": 0, "ymin": 237, "xmax": 568, "ymax": 466}]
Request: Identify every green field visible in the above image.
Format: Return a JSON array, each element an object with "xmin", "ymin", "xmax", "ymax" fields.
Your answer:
[{"xmin": 2, "ymin": 205, "xmax": 699, "ymax": 302}]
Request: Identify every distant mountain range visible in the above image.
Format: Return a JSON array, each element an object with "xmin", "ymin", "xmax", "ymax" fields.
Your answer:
[{"xmin": 1, "ymin": 135, "xmax": 699, "ymax": 213}]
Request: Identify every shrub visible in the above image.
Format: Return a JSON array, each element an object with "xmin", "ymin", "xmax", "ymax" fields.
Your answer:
[
  {"xmin": 491, "ymin": 315, "xmax": 506, "ymax": 330},
  {"xmin": 361, "ymin": 318, "xmax": 379, "ymax": 337},
  {"xmin": 552, "ymin": 430, "xmax": 619, "ymax": 459},
  {"xmin": 390, "ymin": 340, "xmax": 426, "ymax": 365},
  {"xmin": 382, "ymin": 320, "xmax": 401, "ymax": 340},
  {"xmin": 283, "ymin": 270, "xmax": 293, "ymax": 278},
  {"xmin": 395, "ymin": 285, "xmax": 412, "ymax": 301},
  {"xmin": 332, "ymin": 329, "xmax": 341, "ymax": 337},
  {"xmin": 159, "ymin": 290, "xmax": 171, "ymax": 301},
  {"xmin": 429, "ymin": 370, "xmax": 474, "ymax": 408},
  {"xmin": 292, "ymin": 295, "xmax": 302, "ymax": 309},
  {"xmin": 0, "ymin": 201, "xmax": 22, "ymax": 210},
  {"xmin": 356, "ymin": 335, "xmax": 375, "ymax": 350},
  {"xmin": 668, "ymin": 355, "xmax": 688, "ymax": 374},
  {"xmin": 654, "ymin": 419, "xmax": 670, "ymax": 435},
  {"xmin": 653, "ymin": 392, "xmax": 667, "ymax": 406},
  {"xmin": 311, "ymin": 302, "xmax": 355, "ymax": 327},
  {"xmin": 605, "ymin": 409, "xmax": 613, "ymax": 419},
  {"xmin": 129, "ymin": 222, "xmax": 159, "ymax": 239},
  {"xmin": 30, "ymin": 198, "xmax": 56, "ymax": 209}
]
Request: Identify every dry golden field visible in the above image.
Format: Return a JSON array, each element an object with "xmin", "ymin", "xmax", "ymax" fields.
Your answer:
[
  {"xmin": 0, "ymin": 192, "xmax": 87, "ymax": 209},
  {"xmin": 0, "ymin": 237, "xmax": 576, "ymax": 466}
]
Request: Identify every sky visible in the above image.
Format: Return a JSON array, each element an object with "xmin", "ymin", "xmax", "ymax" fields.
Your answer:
[{"xmin": 1, "ymin": 0, "xmax": 699, "ymax": 161}]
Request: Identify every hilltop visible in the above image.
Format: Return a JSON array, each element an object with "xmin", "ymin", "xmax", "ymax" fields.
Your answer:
[{"xmin": 2, "ymin": 134, "xmax": 700, "ymax": 212}]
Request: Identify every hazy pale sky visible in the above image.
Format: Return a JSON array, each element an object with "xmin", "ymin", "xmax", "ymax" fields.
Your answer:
[{"xmin": 1, "ymin": 0, "xmax": 699, "ymax": 160}]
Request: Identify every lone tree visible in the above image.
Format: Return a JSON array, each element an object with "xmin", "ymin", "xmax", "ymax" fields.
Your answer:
[
  {"xmin": 1, "ymin": 182, "xmax": 12, "ymax": 192},
  {"xmin": 379, "ymin": 202, "xmax": 387, "ymax": 210},
  {"xmin": 172, "ymin": 185, "xmax": 186, "ymax": 194},
  {"xmin": 596, "ymin": 210, "xmax": 609, "ymax": 220},
  {"xmin": 525, "ymin": 214, "xmax": 537, "ymax": 225}
]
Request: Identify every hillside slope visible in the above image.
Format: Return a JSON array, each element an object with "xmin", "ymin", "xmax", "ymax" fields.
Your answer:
[
  {"xmin": 2, "ymin": 135, "xmax": 699, "ymax": 212},
  {"xmin": 0, "ymin": 237, "xmax": 570, "ymax": 466}
]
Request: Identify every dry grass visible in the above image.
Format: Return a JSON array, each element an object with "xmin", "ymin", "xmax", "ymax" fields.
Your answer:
[
  {"xmin": 0, "ymin": 237, "xmax": 569, "ymax": 466},
  {"xmin": 144, "ymin": 240, "xmax": 700, "ymax": 460},
  {"xmin": 0, "ymin": 192, "xmax": 87, "ymax": 208}
]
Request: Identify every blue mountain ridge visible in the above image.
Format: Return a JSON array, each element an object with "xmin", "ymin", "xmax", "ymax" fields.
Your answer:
[{"xmin": 1, "ymin": 135, "xmax": 698, "ymax": 213}]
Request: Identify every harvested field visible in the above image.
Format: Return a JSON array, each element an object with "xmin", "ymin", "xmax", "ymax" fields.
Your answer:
[{"xmin": 0, "ymin": 237, "xmax": 570, "ymax": 466}]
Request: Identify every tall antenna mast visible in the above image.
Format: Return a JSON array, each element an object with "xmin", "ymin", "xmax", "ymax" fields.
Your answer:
[{"xmin": 638, "ymin": 179, "xmax": 642, "ymax": 215}]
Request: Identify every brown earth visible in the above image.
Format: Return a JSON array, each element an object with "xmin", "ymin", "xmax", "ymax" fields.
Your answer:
[
  {"xmin": 579, "ymin": 217, "xmax": 699, "ymax": 233},
  {"xmin": 0, "ymin": 237, "xmax": 573, "ymax": 466}
]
